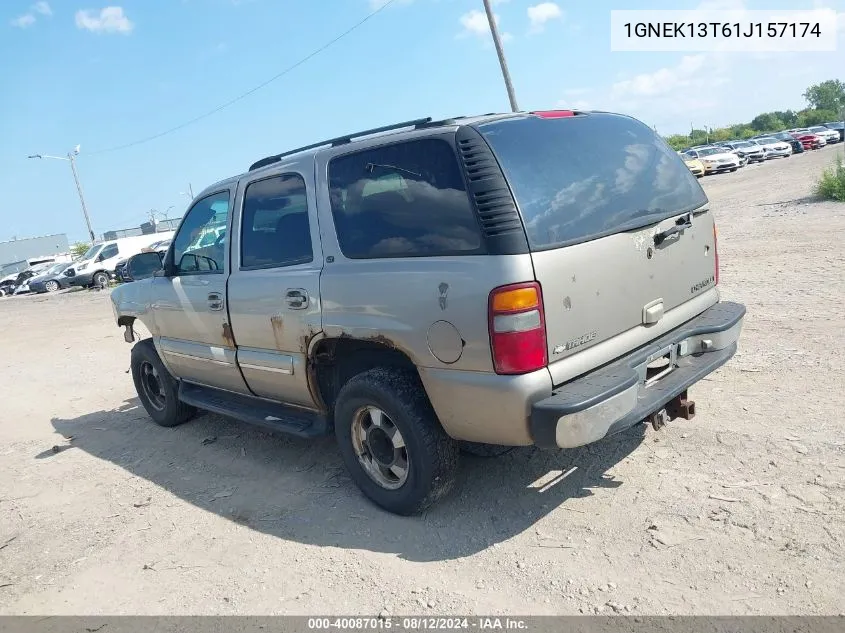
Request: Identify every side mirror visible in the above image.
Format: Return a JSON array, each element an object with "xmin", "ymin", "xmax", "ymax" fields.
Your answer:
[
  {"xmin": 126, "ymin": 252, "xmax": 164, "ymax": 281},
  {"xmin": 96, "ymin": 254, "xmax": 105, "ymax": 262}
]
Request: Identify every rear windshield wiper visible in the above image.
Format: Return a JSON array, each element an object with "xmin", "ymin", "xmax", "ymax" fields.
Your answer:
[{"xmin": 653, "ymin": 213, "xmax": 692, "ymax": 245}]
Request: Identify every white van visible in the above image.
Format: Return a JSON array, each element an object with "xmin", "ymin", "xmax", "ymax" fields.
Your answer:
[{"xmin": 64, "ymin": 232, "xmax": 175, "ymax": 288}]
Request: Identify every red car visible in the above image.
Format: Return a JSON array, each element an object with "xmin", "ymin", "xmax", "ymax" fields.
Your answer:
[{"xmin": 791, "ymin": 133, "xmax": 823, "ymax": 150}]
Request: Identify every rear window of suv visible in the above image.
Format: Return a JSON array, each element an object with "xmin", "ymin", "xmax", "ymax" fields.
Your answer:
[
  {"xmin": 327, "ymin": 138, "xmax": 483, "ymax": 259},
  {"xmin": 478, "ymin": 113, "xmax": 708, "ymax": 250}
]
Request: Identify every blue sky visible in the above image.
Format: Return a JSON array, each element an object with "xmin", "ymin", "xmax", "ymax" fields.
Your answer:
[{"xmin": 0, "ymin": 0, "xmax": 843, "ymax": 243}]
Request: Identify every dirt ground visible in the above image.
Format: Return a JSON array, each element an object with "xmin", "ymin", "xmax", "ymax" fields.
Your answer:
[{"xmin": 1, "ymin": 145, "xmax": 843, "ymax": 616}]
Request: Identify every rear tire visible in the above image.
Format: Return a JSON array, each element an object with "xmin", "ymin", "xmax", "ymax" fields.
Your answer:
[
  {"xmin": 334, "ymin": 368, "xmax": 459, "ymax": 515},
  {"xmin": 131, "ymin": 339, "xmax": 196, "ymax": 427}
]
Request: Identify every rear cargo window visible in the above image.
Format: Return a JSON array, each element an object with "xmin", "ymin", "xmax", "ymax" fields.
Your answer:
[
  {"xmin": 328, "ymin": 138, "xmax": 483, "ymax": 259},
  {"xmin": 478, "ymin": 113, "xmax": 708, "ymax": 250}
]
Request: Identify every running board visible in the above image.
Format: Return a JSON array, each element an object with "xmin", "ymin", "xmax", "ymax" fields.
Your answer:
[{"xmin": 179, "ymin": 382, "xmax": 330, "ymax": 438}]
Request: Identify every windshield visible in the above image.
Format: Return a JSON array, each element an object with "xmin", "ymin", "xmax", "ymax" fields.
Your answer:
[
  {"xmin": 757, "ymin": 137, "xmax": 777, "ymax": 143},
  {"xmin": 478, "ymin": 112, "xmax": 707, "ymax": 250},
  {"xmin": 697, "ymin": 147, "xmax": 722, "ymax": 156},
  {"xmin": 44, "ymin": 263, "xmax": 65, "ymax": 274},
  {"xmin": 809, "ymin": 127, "xmax": 827, "ymax": 132},
  {"xmin": 734, "ymin": 142, "xmax": 752, "ymax": 148},
  {"xmin": 80, "ymin": 244, "xmax": 101, "ymax": 260}
]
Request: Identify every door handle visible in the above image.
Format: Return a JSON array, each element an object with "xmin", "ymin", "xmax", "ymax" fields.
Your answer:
[
  {"xmin": 207, "ymin": 292, "xmax": 224, "ymax": 311},
  {"xmin": 285, "ymin": 289, "xmax": 308, "ymax": 309}
]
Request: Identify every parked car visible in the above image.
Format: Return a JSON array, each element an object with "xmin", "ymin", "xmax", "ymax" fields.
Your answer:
[
  {"xmin": 111, "ymin": 110, "xmax": 745, "ymax": 515},
  {"xmin": 679, "ymin": 153, "xmax": 705, "ymax": 177},
  {"xmin": 822, "ymin": 122, "xmax": 845, "ymax": 142},
  {"xmin": 27, "ymin": 262, "xmax": 74, "ymax": 293},
  {"xmin": 1, "ymin": 263, "xmax": 54, "ymax": 296},
  {"xmin": 749, "ymin": 137, "xmax": 792, "ymax": 158},
  {"xmin": 719, "ymin": 141, "xmax": 765, "ymax": 163},
  {"xmin": 683, "ymin": 146, "xmax": 742, "ymax": 173},
  {"xmin": 765, "ymin": 132, "xmax": 804, "ymax": 154},
  {"xmin": 808, "ymin": 125, "xmax": 840, "ymax": 144},
  {"xmin": 793, "ymin": 133, "xmax": 824, "ymax": 150},
  {"xmin": 789, "ymin": 129, "xmax": 826, "ymax": 147},
  {"xmin": 64, "ymin": 232, "xmax": 175, "ymax": 288}
]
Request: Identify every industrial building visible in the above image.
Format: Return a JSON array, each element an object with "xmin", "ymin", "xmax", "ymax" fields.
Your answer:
[{"xmin": 0, "ymin": 233, "xmax": 70, "ymax": 275}]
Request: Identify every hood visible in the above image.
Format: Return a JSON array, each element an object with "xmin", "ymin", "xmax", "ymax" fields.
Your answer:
[{"xmin": 698, "ymin": 151, "xmax": 738, "ymax": 161}]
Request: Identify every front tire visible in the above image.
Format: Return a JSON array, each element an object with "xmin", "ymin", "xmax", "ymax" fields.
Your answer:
[
  {"xmin": 92, "ymin": 271, "xmax": 109, "ymax": 288},
  {"xmin": 334, "ymin": 368, "xmax": 459, "ymax": 515},
  {"xmin": 45, "ymin": 280, "xmax": 60, "ymax": 292},
  {"xmin": 131, "ymin": 339, "xmax": 195, "ymax": 427}
]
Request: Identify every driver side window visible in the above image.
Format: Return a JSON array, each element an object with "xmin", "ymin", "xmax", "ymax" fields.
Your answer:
[{"xmin": 172, "ymin": 190, "xmax": 230, "ymax": 275}]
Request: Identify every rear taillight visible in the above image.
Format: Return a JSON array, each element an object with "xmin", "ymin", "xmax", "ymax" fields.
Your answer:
[
  {"xmin": 713, "ymin": 223, "xmax": 720, "ymax": 285},
  {"xmin": 488, "ymin": 282, "xmax": 547, "ymax": 375},
  {"xmin": 531, "ymin": 110, "xmax": 575, "ymax": 119}
]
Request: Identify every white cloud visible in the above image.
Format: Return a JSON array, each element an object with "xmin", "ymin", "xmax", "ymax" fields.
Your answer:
[
  {"xmin": 33, "ymin": 1, "xmax": 52, "ymax": 16},
  {"xmin": 75, "ymin": 6, "xmax": 134, "ymax": 34},
  {"xmin": 611, "ymin": 55, "xmax": 710, "ymax": 99},
  {"xmin": 11, "ymin": 13, "xmax": 36, "ymax": 28},
  {"xmin": 527, "ymin": 2, "xmax": 562, "ymax": 33},
  {"xmin": 459, "ymin": 9, "xmax": 512, "ymax": 43},
  {"xmin": 460, "ymin": 9, "xmax": 493, "ymax": 36}
]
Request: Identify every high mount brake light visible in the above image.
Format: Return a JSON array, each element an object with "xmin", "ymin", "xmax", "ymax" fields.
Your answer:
[{"xmin": 531, "ymin": 110, "xmax": 576, "ymax": 119}]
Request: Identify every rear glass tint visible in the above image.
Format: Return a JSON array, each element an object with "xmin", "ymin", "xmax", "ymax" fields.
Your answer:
[
  {"xmin": 328, "ymin": 138, "xmax": 483, "ymax": 259},
  {"xmin": 478, "ymin": 113, "xmax": 708, "ymax": 250}
]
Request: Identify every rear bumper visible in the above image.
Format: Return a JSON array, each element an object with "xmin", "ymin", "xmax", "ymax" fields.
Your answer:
[{"xmin": 530, "ymin": 301, "xmax": 746, "ymax": 449}]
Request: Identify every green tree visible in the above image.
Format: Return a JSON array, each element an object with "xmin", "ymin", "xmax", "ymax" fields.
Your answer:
[
  {"xmin": 665, "ymin": 134, "xmax": 691, "ymax": 150},
  {"xmin": 70, "ymin": 242, "xmax": 90, "ymax": 258},
  {"xmin": 797, "ymin": 108, "xmax": 840, "ymax": 127},
  {"xmin": 772, "ymin": 110, "xmax": 799, "ymax": 127},
  {"xmin": 803, "ymin": 79, "xmax": 845, "ymax": 113},
  {"xmin": 750, "ymin": 112, "xmax": 784, "ymax": 132}
]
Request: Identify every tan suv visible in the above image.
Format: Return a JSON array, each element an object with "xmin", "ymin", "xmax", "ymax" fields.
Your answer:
[{"xmin": 112, "ymin": 110, "xmax": 745, "ymax": 515}]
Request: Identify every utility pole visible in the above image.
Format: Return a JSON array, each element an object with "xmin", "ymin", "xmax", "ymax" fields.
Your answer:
[
  {"xmin": 28, "ymin": 146, "xmax": 96, "ymax": 243},
  {"xmin": 482, "ymin": 0, "xmax": 519, "ymax": 112},
  {"xmin": 188, "ymin": 183, "xmax": 194, "ymax": 198}
]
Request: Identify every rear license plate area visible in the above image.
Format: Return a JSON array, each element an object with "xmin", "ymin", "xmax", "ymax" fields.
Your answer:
[{"xmin": 643, "ymin": 345, "xmax": 678, "ymax": 387}]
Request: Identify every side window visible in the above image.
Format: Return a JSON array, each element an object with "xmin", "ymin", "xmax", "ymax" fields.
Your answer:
[
  {"xmin": 241, "ymin": 174, "xmax": 313, "ymax": 269},
  {"xmin": 172, "ymin": 190, "xmax": 230, "ymax": 275},
  {"xmin": 328, "ymin": 138, "xmax": 483, "ymax": 259},
  {"xmin": 99, "ymin": 244, "xmax": 119, "ymax": 260}
]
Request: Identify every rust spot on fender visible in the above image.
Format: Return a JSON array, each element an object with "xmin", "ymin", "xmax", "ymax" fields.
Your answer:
[
  {"xmin": 270, "ymin": 315, "xmax": 285, "ymax": 350},
  {"xmin": 221, "ymin": 322, "xmax": 235, "ymax": 348}
]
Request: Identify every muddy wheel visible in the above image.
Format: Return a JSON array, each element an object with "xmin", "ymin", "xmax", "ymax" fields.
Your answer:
[
  {"xmin": 131, "ymin": 339, "xmax": 195, "ymax": 427},
  {"xmin": 334, "ymin": 368, "xmax": 459, "ymax": 515}
]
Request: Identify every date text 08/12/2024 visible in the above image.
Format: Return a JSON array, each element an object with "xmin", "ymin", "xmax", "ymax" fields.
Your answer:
[{"xmin": 307, "ymin": 617, "xmax": 529, "ymax": 630}]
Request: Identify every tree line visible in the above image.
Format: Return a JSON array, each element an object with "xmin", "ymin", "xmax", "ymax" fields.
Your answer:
[{"xmin": 663, "ymin": 79, "xmax": 845, "ymax": 151}]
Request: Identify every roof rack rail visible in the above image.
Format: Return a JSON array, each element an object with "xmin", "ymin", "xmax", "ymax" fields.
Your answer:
[{"xmin": 248, "ymin": 117, "xmax": 434, "ymax": 171}]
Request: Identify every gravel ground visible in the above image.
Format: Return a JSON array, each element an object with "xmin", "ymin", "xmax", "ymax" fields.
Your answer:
[{"xmin": 0, "ymin": 145, "xmax": 843, "ymax": 616}]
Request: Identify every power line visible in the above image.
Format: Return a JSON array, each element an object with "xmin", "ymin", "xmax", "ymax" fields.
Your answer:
[{"xmin": 89, "ymin": 0, "xmax": 398, "ymax": 155}]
